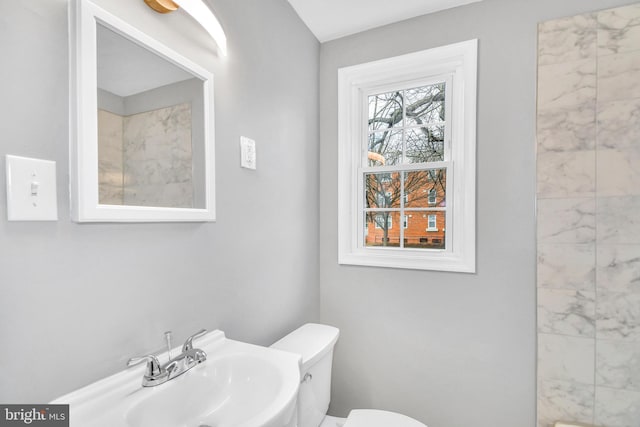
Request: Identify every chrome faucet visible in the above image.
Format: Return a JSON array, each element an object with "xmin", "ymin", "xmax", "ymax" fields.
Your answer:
[{"xmin": 127, "ymin": 329, "xmax": 208, "ymax": 387}]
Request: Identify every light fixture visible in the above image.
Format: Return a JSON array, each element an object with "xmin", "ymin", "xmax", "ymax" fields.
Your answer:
[{"xmin": 144, "ymin": 0, "xmax": 228, "ymax": 56}]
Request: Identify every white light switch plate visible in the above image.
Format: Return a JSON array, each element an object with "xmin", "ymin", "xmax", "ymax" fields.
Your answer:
[
  {"xmin": 5, "ymin": 155, "xmax": 58, "ymax": 221},
  {"xmin": 240, "ymin": 136, "xmax": 256, "ymax": 170}
]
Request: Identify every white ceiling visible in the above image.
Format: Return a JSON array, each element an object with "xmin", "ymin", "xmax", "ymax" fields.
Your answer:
[
  {"xmin": 286, "ymin": 0, "xmax": 483, "ymax": 42},
  {"xmin": 97, "ymin": 24, "xmax": 193, "ymax": 97}
]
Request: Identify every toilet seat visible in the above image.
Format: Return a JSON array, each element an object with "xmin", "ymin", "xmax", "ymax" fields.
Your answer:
[{"xmin": 343, "ymin": 409, "xmax": 427, "ymax": 427}]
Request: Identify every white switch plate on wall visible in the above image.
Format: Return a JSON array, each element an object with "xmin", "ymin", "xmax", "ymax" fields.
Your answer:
[
  {"xmin": 240, "ymin": 136, "xmax": 256, "ymax": 170},
  {"xmin": 5, "ymin": 155, "xmax": 58, "ymax": 221}
]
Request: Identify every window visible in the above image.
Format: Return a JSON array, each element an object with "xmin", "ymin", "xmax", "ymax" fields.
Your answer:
[
  {"xmin": 338, "ymin": 40, "xmax": 477, "ymax": 272},
  {"xmin": 374, "ymin": 213, "xmax": 392, "ymax": 229},
  {"xmin": 428, "ymin": 189, "xmax": 437, "ymax": 205},
  {"xmin": 427, "ymin": 215, "xmax": 437, "ymax": 231}
]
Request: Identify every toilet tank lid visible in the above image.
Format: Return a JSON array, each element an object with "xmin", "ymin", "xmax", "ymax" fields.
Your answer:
[{"xmin": 271, "ymin": 323, "xmax": 340, "ymax": 370}]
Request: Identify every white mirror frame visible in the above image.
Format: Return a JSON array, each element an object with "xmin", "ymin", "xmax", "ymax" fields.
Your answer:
[{"xmin": 69, "ymin": 0, "xmax": 216, "ymax": 222}]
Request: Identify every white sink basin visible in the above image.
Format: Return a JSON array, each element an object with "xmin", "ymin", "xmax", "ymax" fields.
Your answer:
[{"xmin": 52, "ymin": 331, "xmax": 301, "ymax": 427}]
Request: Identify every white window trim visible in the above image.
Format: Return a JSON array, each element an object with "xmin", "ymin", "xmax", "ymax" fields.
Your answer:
[{"xmin": 338, "ymin": 40, "xmax": 477, "ymax": 272}]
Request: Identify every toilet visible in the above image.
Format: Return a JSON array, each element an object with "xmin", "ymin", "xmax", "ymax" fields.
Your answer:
[{"xmin": 271, "ymin": 323, "xmax": 428, "ymax": 427}]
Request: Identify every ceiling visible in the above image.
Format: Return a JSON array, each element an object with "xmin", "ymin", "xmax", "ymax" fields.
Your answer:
[
  {"xmin": 97, "ymin": 24, "xmax": 194, "ymax": 98},
  {"xmin": 286, "ymin": 0, "xmax": 483, "ymax": 42}
]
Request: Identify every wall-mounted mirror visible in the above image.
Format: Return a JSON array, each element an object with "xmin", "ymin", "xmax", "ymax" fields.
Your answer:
[{"xmin": 70, "ymin": 0, "xmax": 215, "ymax": 222}]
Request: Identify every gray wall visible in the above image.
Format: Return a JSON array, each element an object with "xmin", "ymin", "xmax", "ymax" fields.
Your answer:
[
  {"xmin": 318, "ymin": 0, "xmax": 634, "ymax": 426},
  {"xmin": 0, "ymin": 0, "xmax": 319, "ymax": 402}
]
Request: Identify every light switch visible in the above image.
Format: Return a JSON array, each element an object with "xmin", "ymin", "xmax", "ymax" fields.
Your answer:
[
  {"xmin": 240, "ymin": 136, "xmax": 256, "ymax": 170},
  {"xmin": 5, "ymin": 155, "xmax": 58, "ymax": 221}
]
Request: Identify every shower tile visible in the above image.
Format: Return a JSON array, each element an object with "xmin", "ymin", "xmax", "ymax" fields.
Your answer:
[
  {"xmin": 98, "ymin": 109, "xmax": 125, "ymax": 205},
  {"xmin": 596, "ymin": 196, "xmax": 640, "ymax": 244},
  {"xmin": 538, "ymin": 333, "xmax": 595, "ymax": 384},
  {"xmin": 598, "ymin": 3, "xmax": 640, "ymax": 56},
  {"xmin": 538, "ymin": 288, "xmax": 595, "ymax": 337},
  {"xmin": 595, "ymin": 387, "xmax": 640, "ymax": 427},
  {"xmin": 596, "ymin": 245, "xmax": 640, "ymax": 293},
  {"xmin": 537, "ymin": 198, "xmax": 595, "ymax": 244},
  {"xmin": 596, "ymin": 339, "xmax": 640, "ymax": 391},
  {"xmin": 598, "ymin": 50, "xmax": 640, "ymax": 103},
  {"xmin": 537, "ymin": 243, "xmax": 595, "ymax": 291},
  {"xmin": 596, "ymin": 290, "xmax": 640, "ymax": 341},
  {"xmin": 597, "ymin": 98, "xmax": 640, "ymax": 150},
  {"xmin": 538, "ymin": 13, "xmax": 597, "ymax": 66},
  {"xmin": 597, "ymin": 149, "xmax": 640, "ymax": 197},
  {"xmin": 537, "ymin": 151, "xmax": 595, "ymax": 198},
  {"xmin": 537, "ymin": 379, "xmax": 594, "ymax": 427},
  {"xmin": 538, "ymin": 59, "xmax": 596, "ymax": 111},
  {"xmin": 537, "ymin": 104, "xmax": 596, "ymax": 153},
  {"xmin": 121, "ymin": 103, "xmax": 193, "ymax": 208}
]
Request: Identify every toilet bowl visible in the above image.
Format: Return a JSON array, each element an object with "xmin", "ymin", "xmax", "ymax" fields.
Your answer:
[{"xmin": 271, "ymin": 323, "xmax": 428, "ymax": 427}]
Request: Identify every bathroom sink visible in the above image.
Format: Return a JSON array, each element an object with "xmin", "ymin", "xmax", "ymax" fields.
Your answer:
[
  {"xmin": 126, "ymin": 354, "xmax": 287, "ymax": 427},
  {"xmin": 51, "ymin": 331, "xmax": 300, "ymax": 427}
]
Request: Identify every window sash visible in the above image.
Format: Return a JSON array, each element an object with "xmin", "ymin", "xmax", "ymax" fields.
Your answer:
[
  {"xmin": 358, "ymin": 162, "xmax": 452, "ymax": 251},
  {"xmin": 362, "ymin": 74, "xmax": 453, "ymax": 167}
]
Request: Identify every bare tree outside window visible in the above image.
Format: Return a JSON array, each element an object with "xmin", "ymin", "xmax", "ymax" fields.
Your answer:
[{"xmin": 364, "ymin": 83, "xmax": 447, "ymax": 249}]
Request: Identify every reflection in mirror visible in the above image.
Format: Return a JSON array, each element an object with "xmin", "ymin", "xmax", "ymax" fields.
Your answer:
[
  {"xmin": 70, "ymin": 0, "xmax": 215, "ymax": 222},
  {"xmin": 96, "ymin": 23, "xmax": 205, "ymax": 209}
]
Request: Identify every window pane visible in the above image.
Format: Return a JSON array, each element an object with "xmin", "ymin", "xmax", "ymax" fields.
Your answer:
[
  {"xmin": 405, "ymin": 126, "xmax": 444, "ymax": 163},
  {"xmin": 367, "ymin": 130, "xmax": 402, "ymax": 166},
  {"xmin": 405, "ymin": 83, "xmax": 445, "ymax": 126},
  {"xmin": 365, "ymin": 212, "xmax": 401, "ymax": 247},
  {"xmin": 368, "ymin": 91, "xmax": 403, "ymax": 132},
  {"xmin": 365, "ymin": 172, "xmax": 402, "ymax": 208},
  {"xmin": 404, "ymin": 211, "xmax": 446, "ymax": 249},
  {"xmin": 404, "ymin": 169, "xmax": 446, "ymax": 208}
]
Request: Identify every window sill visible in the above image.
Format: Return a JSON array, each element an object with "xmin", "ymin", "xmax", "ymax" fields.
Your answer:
[{"xmin": 339, "ymin": 249, "xmax": 475, "ymax": 273}]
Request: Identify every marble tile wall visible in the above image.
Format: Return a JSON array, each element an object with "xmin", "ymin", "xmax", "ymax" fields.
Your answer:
[
  {"xmin": 537, "ymin": 4, "xmax": 640, "ymax": 427},
  {"xmin": 123, "ymin": 102, "xmax": 193, "ymax": 208},
  {"xmin": 97, "ymin": 103, "xmax": 193, "ymax": 208},
  {"xmin": 98, "ymin": 109, "xmax": 125, "ymax": 205}
]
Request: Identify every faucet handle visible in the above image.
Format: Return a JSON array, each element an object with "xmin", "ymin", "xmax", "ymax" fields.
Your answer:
[
  {"xmin": 127, "ymin": 355, "xmax": 162, "ymax": 377},
  {"xmin": 182, "ymin": 329, "xmax": 207, "ymax": 352}
]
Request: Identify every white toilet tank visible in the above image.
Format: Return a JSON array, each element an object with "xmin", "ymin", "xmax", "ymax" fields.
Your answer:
[{"xmin": 271, "ymin": 323, "xmax": 340, "ymax": 427}]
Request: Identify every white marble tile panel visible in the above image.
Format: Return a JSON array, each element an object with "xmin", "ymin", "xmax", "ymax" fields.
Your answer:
[
  {"xmin": 598, "ymin": 3, "xmax": 640, "ymax": 56},
  {"xmin": 537, "ymin": 151, "xmax": 595, "ymax": 198},
  {"xmin": 595, "ymin": 387, "xmax": 640, "ymax": 427},
  {"xmin": 596, "ymin": 339, "xmax": 640, "ymax": 391},
  {"xmin": 97, "ymin": 109, "xmax": 124, "ymax": 205},
  {"xmin": 537, "ymin": 379, "xmax": 594, "ymax": 427},
  {"xmin": 596, "ymin": 290, "xmax": 640, "ymax": 341},
  {"xmin": 597, "ymin": 149, "xmax": 640, "ymax": 197},
  {"xmin": 538, "ymin": 59, "xmax": 596, "ymax": 111},
  {"xmin": 538, "ymin": 13, "xmax": 597, "ymax": 66},
  {"xmin": 99, "ymin": 183, "xmax": 124, "ymax": 206},
  {"xmin": 121, "ymin": 103, "xmax": 193, "ymax": 208},
  {"xmin": 597, "ymin": 196, "xmax": 640, "ymax": 244},
  {"xmin": 597, "ymin": 245, "xmax": 640, "ymax": 293},
  {"xmin": 597, "ymin": 98, "xmax": 640, "ymax": 150},
  {"xmin": 537, "ymin": 198, "xmax": 596, "ymax": 244},
  {"xmin": 538, "ymin": 288, "xmax": 596, "ymax": 337},
  {"xmin": 123, "ymin": 183, "xmax": 193, "ymax": 208},
  {"xmin": 538, "ymin": 104, "xmax": 596, "ymax": 153},
  {"xmin": 538, "ymin": 333, "xmax": 595, "ymax": 384},
  {"xmin": 598, "ymin": 50, "xmax": 640, "ymax": 103},
  {"xmin": 537, "ymin": 244, "xmax": 595, "ymax": 290}
]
